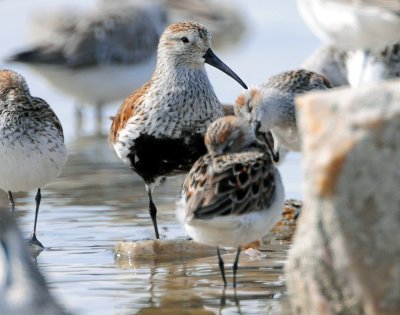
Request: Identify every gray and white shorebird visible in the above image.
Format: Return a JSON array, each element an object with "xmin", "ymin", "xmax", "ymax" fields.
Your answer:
[
  {"xmin": 7, "ymin": 1, "xmax": 167, "ymax": 135},
  {"xmin": 0, "ymin": 207, "xmax": 68, "ymax": 315},
  {"xmin": 297, "ymin": 0, "xmax": 400, "ymax": 87},
  {"xmin": 109, "ymin": 21, "xmax": 247, "ymax": 240},
  {"xmin": 234, "ymin": 69, "xmax": 332, "ymax": 156},
  {"xmin": 176, "ymin": 116, "xmax": 285, "ymax": 287},
  {"xmin": 0, "ymin": 69, "xmax": 67, "ymax": 248}
]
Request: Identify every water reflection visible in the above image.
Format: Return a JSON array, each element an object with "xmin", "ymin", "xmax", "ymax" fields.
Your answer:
[
  {"xmin": 5, "ymin": 125, "xmax": 295, "ymax": 314},
  {"xmin": 115, "ymin": 242, "xmax": 290, "ymax": 314}
]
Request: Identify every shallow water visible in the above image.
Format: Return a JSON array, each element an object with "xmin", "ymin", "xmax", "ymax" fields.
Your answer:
[{"xmin": 0, "ymin": 1, "xmax": 320, "ymax": 314}]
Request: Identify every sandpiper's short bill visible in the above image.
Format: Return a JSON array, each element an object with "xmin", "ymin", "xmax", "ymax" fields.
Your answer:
[
  {"xmin": 176, "ymin": 116, "xmax": 285, "ymax": 287},
  {"xmin": 0, "ymin": 69, "xmax": 67, "ymax": 248},
  {"xmin": 235, "ymin": 69, "xmax": 332, "ymax": 157},
  {"xmin": 109, "ymin": 21, "xmax": 247, "ymax": 240}
]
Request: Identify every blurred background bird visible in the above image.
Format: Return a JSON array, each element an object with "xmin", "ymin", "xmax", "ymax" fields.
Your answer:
[
  {"xmin": 297, "ymin": 0, "xmax": 400, "ymax": 87},
  {"xmin": 6, "ymin": 0, "xmax": 245, "ymax": 136}
]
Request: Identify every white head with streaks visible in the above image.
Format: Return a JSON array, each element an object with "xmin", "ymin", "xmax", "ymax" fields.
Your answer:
[
  {"xmin": 234, "ymin": 86, "xmax": 294, "ymax": 133},
  {"xmin": 0, "ymin": 69, "xmax": 30, "ymax": 104},
  {"xmin": 156, "ymin": 21, "xmax": 247, "ymax": 88}
]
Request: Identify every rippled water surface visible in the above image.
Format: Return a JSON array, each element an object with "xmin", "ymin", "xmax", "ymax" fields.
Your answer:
[{"xmin": 0, "ymin": 1, "xmax": 319, "ymax": 314}]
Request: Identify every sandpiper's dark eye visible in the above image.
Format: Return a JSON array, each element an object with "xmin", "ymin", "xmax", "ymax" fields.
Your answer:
[{"xmin": 181, "ymin": 37, "xmax": 189, "ymax": 43}]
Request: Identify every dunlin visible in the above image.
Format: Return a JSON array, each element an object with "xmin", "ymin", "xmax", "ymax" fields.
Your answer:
[
  {"xmin": 0, "ymin": 70, "xmax": 67, "ymax": 248},
  {"xmin": 109, "ymin": 21, "xmax": 247, "ymax": 240},
  {"xmin": 297, "ymin": 0, "xmax": 400, "ymax": 88},
  {"xmin": 296, "ymin": 0, "xmax": 400, "ymax": 52},
  {"xmin": 234, "ymin": 69, "xmax": 332, "ymax": 155},
  {"xmin": 176, "ymin": 116, "xmax": 285, "ymax": 287},
  {"xmin": 0, "ymin": 207, "xmax": 68, "ymax": 315},
  {"xmin": 7, "ymin": 1, "xmax": 166, "ymax": 135}
]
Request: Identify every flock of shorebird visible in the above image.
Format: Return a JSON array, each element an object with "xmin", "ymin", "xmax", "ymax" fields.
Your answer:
[{"xmin": 0, "ymin": 0, "xmax": 399, "ymax": 312}]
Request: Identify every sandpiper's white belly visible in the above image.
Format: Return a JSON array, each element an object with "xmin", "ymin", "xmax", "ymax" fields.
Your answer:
[
  {"xmin": 26, "ymin": 57, "xmax": 156, "ymax": 105},
  {"xmin": 178, "ymin": 169, "xmax": 285, "ymax": 248},
  {"xmin": 0, "ymin": 133, "xmax": 67, "ymax": 192}
]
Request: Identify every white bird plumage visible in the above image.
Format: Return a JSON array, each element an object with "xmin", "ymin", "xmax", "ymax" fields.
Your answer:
[
  {"xmin": 235, "ymin": 69, "xmax": 332, "ymax": 155},
  {"xmin": 0, "ymin": 69, "xmax": 67, "ymax": 248}
]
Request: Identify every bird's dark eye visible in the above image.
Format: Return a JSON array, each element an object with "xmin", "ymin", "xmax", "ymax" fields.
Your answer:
[{"xmin": 181, "ymin": 37, "xmax": 189, "ymax": 43}]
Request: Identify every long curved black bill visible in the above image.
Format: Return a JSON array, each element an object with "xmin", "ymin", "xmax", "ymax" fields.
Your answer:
[{"xmin": 203, "ymin": 48, "xmax": 248, "ymax": 89}]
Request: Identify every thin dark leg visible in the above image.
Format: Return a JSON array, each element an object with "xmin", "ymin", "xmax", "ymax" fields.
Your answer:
[
  {"xmin": 147, "ymin": 190, "xmax": 160, "ymax": 240},
  {"xmin": 8, "ymin": 191, "xmax": 15, "ymax": 213},
  {"xmin": 95, "ymin": 102, "xmax": 104, "ymax": 136},
  {"xmin": 75, "ymin": 102, "xmax": 83, "ymax": 135},
  {"xmin": 217, "ymin": 247, "xmax": 227, "ymax": 287},
  {"xmin": 232, "ymin": 246, "xmax": 241, "ymax": 288},
  {"xmin": 218, "ymin": 288, "xmax": 226, "ymax": 315},
  {"xmin": 28, "ymin": 189, "xmax": 44, "ymax": 248}
]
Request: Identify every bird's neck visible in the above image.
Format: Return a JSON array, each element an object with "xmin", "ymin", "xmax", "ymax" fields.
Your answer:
[
  {"xmin": 153, "ymin": 59, "xmax": 209, "ymax": 86},
  {"xmin": 139, "ymin": 59, "xmax": 223, "ymax": 137}
]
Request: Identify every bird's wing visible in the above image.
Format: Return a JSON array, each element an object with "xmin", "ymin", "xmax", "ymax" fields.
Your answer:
[{"xmin": 184, "ymin": 151, "xmax": 277, "ymax": 220}]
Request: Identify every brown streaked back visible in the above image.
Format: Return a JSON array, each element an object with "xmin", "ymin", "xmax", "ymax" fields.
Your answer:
[
  {"xmin": 108, "ymin": 81, "xmax": 151, "ymax": 144},
  {"xmin": 0, "ymin": 69, "xmax": 30, "ymax": 96}
]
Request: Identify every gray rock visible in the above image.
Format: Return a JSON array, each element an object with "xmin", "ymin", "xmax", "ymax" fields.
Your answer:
[{"xmin": 285, "ymin": 79, "xmax": 400, "ymax": 315}]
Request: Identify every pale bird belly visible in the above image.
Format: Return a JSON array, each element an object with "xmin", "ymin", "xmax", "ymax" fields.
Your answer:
[
  {"xmin": 185, "ymin": 209, "xmax": 281, "ymax": 248},
  {"xmin": 0, "ymin": 137, "xmax": 67, "ymax": 192},
  {"xmin": 27, "ymin": 58, "xmax": 156, "ymax": 105}
]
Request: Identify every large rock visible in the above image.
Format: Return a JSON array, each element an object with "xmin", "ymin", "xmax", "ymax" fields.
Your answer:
[{"xmin": 285, "ymin": 79, "xmax": 400, "ymax": 315}]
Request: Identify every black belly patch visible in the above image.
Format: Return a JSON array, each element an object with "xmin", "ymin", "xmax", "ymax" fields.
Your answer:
[{"xmin": 127, "ymin": 133, "xmax": 206, "ymax": 183}]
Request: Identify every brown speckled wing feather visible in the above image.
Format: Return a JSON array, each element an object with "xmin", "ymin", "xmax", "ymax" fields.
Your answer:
[
  {"xmin": 109, "ymin": 81, "xmax": 151, "ymax": 143},
  {"xmin": 184, "ymin": 151, "xmax": 276, "ymax": 220},
  {"xmin": 263, "ymin": 69, "xmax": 333, "ymax": 93},
  {"xmin": 32, "ymin": 97, "xmax": 64, "ymax": 139}
]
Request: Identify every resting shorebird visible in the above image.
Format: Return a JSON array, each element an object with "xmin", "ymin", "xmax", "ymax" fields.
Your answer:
[
  {"xmin": 235, "ymin": 69, "xmax": 332, "ymax": 156},
  {"xmin": 0, "ymin": 70, "xmax": 67, "ymax": 248},
  {"xmin": 7, "ymin": 1, "xmax": 166, "ymax": 135},
  {"xmin": 109, "ymin": 21, "xmax": 247, "ymax": 240},
  {"xmin": 0, "ymin": 207, "xmax": 68, "ymax": 315},
  {"xmin": 176, "ymin": 116, "xmax": 285, "ymax": 287}
]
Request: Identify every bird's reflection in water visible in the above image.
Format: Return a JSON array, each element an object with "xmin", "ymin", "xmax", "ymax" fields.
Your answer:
[{"xmin": 115, "ymin": 249, "xmax": 289, "ymax": 314}]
